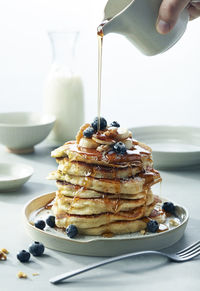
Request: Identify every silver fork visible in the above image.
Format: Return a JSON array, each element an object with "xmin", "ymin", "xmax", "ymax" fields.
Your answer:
[{"xmin": 49, "ymin": 240, "xmax": 200, "ymax": 284}]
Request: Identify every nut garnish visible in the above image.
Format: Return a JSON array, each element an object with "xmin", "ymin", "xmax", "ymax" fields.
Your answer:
[
  {"xmin": 17, "ymin": 271, "xmax": 27, "ymax": 279},
  {"xmin": 140, "ymin": 230, "xmax": 146, "ymax": 235},
  {"xmin": 96, "ymin": 145, "xmax": 111, "ymax": 152},
  {"xmin": 0, "ymin": 251, "xmax": 7, "ymax": 261},
  {"xmin": 32, "ymin": 272, "xmax": 39, "ymax": 276},
  {"xmin": 1, "ymin": 248, "xmax": 9, "ymax": 254}
]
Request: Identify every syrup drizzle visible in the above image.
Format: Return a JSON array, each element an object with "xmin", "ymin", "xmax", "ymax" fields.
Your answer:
[{"xmin": 97, "ymin": 34, "xmax": 103, "ymax": 130}]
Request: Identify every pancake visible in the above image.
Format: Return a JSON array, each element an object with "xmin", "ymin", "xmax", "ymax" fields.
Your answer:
[
  {"xmin": 78, "ymin": 208, "xmax": 166, "ymax": 236},
  {"xmin": 56, "ymin": 158, "xmax": 153, "ymax": 179},
  {"xmin": 78, "ymin": 220, "xmax": 147, "ymax": 235},
  {"xmin": 49, "ymin": 120, "xmax": 164, "ymax": 236},
  {"xmin": 48, "ymin": 168, "xmax": 161, "ymax": 195},
  {"xmin": 53, "ymin": 191, "xmax": 154, "ymax": 215},
  {"xmin": 51, "ymin": 141, "xmax": 153, "ymax": 168},
  {"xmin": 56, "ymin": 182, "xmax": 149, "ymax": 199},
  {"xmin": 52, "ymin": 200, "xmax": 156, "ymax": 229}
]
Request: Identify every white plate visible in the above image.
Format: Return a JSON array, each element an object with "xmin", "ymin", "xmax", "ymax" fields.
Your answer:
[
  {"xmin": 0, "ymin": 163, "xmax": 33, "ymax": 191},
  {"xmin": 130, "ymin": 126, "xmax": 200, "ymax": 169},
  {"xmin": 24, "ymin": 192, "xmax": 189, "ymax": 257}
]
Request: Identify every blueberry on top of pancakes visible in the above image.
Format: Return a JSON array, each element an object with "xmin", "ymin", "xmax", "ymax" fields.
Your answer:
[
  {"xmin": 83, "ymin": 127, "xmax": 95, "ymax": 138},
  {"xmin": 110, "ymin": 121, "xmax": 120, "ymax": 128},
  {"xmin": 92, "ymin": 117, "xmax": 107, "ymax": 131},
  {"xmin": 113, "ymin": 141, "xmax": 126, "ymax": 154}
]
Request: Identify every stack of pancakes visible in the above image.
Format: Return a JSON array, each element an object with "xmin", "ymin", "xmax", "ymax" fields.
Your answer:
[{"xmin": 48, "ymin": 122, "xmax": 162, "ymax": 236}]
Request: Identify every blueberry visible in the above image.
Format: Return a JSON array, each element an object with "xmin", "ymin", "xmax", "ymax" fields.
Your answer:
[
  {"xmin": 66, "ymin": 224, "xmax": 78, "ymax": 238},
  {"xmin": 113, "ymin": 142, "xmax": 126, "ymax": 154},
  {"xmin": 162, "ymin": 202, "xmax": 175, "ymax": 214},
  {"xmin": 29, "ymin": 241, "xmax": 45, "ymax": 256},
  {"xmin": 91, "ymin": 117, "xmax": 107, "ymax": 131},
  {"xmin": 147, "ymin": 220, "xmax": 159, "ymax": 233},
  {"xmin": 34, "ymin": 220, "xmax": 45, "ymax": 230},
  {"xmin": 46, "ymin": 215, "xmax": 55, "ymax": 228},
  {"xmin": 17, "ymin": 250, "xmax": 30, "ymax": 263},
  {"xmin": 83, "ymin": 127, "xmax": 95, "ymax": 138},
  {"xmin": 110, "ymin": 121, "xmax": 120, "ymax": 128}
]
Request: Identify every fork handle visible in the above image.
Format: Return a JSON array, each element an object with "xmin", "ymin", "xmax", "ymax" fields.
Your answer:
[{"xmin": 49, "ymin": 250, "xmax": 162, "ymax": 284}]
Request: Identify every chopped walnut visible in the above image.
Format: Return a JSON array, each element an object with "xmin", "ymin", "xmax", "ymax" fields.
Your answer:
[
  {"xmin": 96, "ymin": 144, "xmax": 111, "ymax": 152},
  {"xmin": 76, "ymin": 123, "xmax": 90, "ymax": 144},
  {"xmin": 17, "ymin": 271, "xmax": 27, "ymax": 279},
  {"xmin": 1, "ymin": 248, "xmax": 9, "ymax": 254},
  {"xmin": 0, "ymin": 251, "xmax": 7, "ymax": 261},
  {"xmin": 32, "ymin": 273, "xmax": 39, "ymax": 276},
  {"xmin": 140, "ymin": 230, "xmax": 146, "ymax": 235}
]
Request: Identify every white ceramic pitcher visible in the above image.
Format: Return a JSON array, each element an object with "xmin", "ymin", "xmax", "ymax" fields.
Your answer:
[{"xmin": 98, "ymin": 0, "xmax": 191, "ymax": 56}]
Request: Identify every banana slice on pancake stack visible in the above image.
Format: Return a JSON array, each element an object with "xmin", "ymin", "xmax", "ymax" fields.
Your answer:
[{"xmin": 48, "ymin": 117, "xmax": 164, "ymax": 236}]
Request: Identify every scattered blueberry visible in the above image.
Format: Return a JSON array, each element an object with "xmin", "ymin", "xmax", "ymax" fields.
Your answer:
[
  {"xmin": 162, "ymin": 202, "xmax": 175, "ymax": 214},
  {"xmin": 91, "ymin": 117, "xmax": 107, "ymax": 131},
  {"xmin": 34, "ymin": 220, "xmax": 45, "ymax": 230},
  {"xmin": 46, "ymin": 215, "xmax": 55, "ymax": 228},
  {"xmin": 83, "ymin": 127, "xmax": 95, "ymax": 138},
  {"xmin": 17, "ymin": 250, "xmax": 30, "ymax": 263},
  {"xmin": 147, "ymin": 220, "xmax": 159, "ymax": 233},
  {"xmin": 29, "ymin": 241, "xmax": 45, "ymax": 257},
  {"xmin": 113, "ymin": 142, "xmax": 126, "ymax": 154},
  {"xmin": 110, "ymin": 121, "xmax": 120, "ymax": 128},
  {"xmin": 66, "ymin": 224, "xmax": 78, "ymax": 238}
]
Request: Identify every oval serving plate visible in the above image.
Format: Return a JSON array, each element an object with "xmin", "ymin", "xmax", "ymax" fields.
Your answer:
[
  {"xmin": 130, "ymin": 125, "xmax": 200, "ymax": 169},
  {"xmin": 24, "ymin": 192, "xmax": 189, "ymax": 257}
]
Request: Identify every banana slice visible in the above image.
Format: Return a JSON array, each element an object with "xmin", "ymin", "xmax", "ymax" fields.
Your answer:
[
  {"xmin": 92, "ymin": 136, "xmax": 115, "ymax": 145},
  {"xmin": 116, "ymin": 128, "xmax": 129, "ymax": 140},
  {"xmin": 123, "ymin": 138, "xmax": 133, "ymax": 150},
  {"xmin": 79, "ymin": 137, "xmax": 98, "ymax": 149}
]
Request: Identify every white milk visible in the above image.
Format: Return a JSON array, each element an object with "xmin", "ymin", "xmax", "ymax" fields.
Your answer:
[{"xmin": 43, "ymin": 65, "xmax": 84, "ymax": 144}]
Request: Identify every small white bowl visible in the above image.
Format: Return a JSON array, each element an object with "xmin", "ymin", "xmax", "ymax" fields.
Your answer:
[
  {"xmin": 0, "ymin": 163, "xmax": 33, "ymax": 191},
  {"xmin": 0, "ymin": 112, "xmax": 56, "ymax": 154}
]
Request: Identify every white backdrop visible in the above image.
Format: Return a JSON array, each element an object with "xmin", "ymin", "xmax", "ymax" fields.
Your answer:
[{"xmin": 0, "ymin": 0, "xmax": 200, "ymax": 128}]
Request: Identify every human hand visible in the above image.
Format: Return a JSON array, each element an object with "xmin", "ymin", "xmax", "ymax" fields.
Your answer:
[{"xmin": 156, "ymin": 0, "xmax": 200, "ymax": 34}]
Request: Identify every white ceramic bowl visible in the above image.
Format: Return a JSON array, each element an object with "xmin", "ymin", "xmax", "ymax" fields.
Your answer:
[
  {"xmin": 0, "ymin": 112, "xmax": 56, "ymax": 153},
  {"xmin": 0, "ymin": 163, "xmax": 33, "ymax": 191}
]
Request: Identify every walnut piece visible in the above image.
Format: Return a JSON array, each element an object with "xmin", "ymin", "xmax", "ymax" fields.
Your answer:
[
  {"xmin": 32, "ymin": 272, "xmax": 39, "ymax": 276},
  {"xmin": 1, "ymin": 248, "xmax": 9, "ymax": 254},
  {"xmin": 0, "ymin": 251, "xmax": 7, "ymax": 261},
  {"xmin": 17, "ymin": 271, "xmax": 27, "ymax": 279}
]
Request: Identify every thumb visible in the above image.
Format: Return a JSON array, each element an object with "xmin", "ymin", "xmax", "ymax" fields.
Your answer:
[{"xmin": 156, "ymin": 0, "xmax": 190, "ymax": 34}]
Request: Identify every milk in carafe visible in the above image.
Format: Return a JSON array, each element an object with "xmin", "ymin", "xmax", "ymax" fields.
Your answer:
[{"xmin": 43, "ymin": 31, "xmax": 84, "ymax": 144}]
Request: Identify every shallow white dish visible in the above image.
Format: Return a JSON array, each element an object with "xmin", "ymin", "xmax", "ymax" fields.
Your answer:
[
  {"xmin": 0, "ymin": 163, "xmax": 33, "ymax": 191},
  {"xmin": 0, "ymin": 112, "xmax": 56, "ymax": 154},
  {"xmin": 24, "ymin": 192, "xmax": 189, "ymax": 257},
  {"xmin": 130, "ymin": 126, "xmax": 200, "ymax": 169}
]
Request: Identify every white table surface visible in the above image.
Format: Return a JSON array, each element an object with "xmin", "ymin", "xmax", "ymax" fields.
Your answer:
[{"xmin": 0, "ymin": 141, "xmax": 200, "ymax": 291}]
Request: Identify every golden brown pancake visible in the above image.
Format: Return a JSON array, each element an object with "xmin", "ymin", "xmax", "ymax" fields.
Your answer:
[
  {"xmin": 53, "ymin": 191, "xmax": 154, "ymax": 215},
  {"xmin": 56, "ymin": 182, "xmax": 149, "ymax": 199},
  {"xmin": 52, "ymin": 200, "xmax": 156, "ymax": 229},
  {"xmin": 56, "ymin": 158, "xmax": 153, "ymax": 179},
  {"xmin": 51, "ymin": 141, "xmax": 153, "ymax": 168},
  {"xmin": 49, "ymin": 123, "xmax": 164, "ymax": 236},
  {"xmin": 48, "ymin": 168, "xmax": 161, "ymax": 195}
]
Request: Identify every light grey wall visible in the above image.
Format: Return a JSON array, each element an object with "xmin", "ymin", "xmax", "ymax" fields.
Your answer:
[{"xmin": 0, "ymin": 0, "xmax": 199, "ymax": 127}]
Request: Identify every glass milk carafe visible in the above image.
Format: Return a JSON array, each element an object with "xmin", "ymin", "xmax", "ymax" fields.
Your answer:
[{"xmin": 44, "ymin": 31, "xmax": 84, "ymax": 144}]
